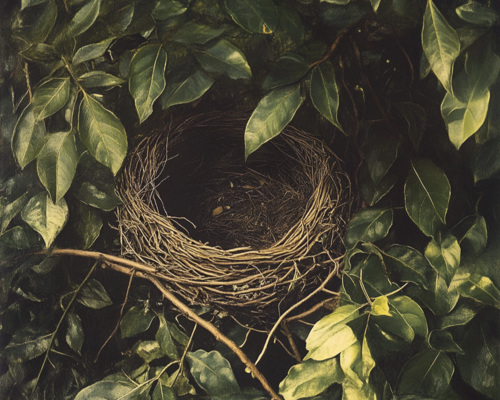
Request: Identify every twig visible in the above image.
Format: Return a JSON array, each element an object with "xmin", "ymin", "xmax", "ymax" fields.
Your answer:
[
  {"xmin": 281, "ymin": 323, "xmax": 302, "ymax": 363},
  {"xmin": 310, "ymin": 27, "xmax": 350, "ymax": 69},
  {"xmin": 24, "ymin": 62, "xmax": 32, "ymax": 102},
  {"xmin": 94, "ymin": 269, "xmax": 136, "ymax": 363},
  {"xmin": 285, "ymin": 297, "xmax": 338, "ymax": 323}
]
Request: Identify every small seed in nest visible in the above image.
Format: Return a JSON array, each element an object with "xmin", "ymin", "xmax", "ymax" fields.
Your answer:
[{"xmin": 212, "ymin": 205, "xmax": 230, "ymax": 217}]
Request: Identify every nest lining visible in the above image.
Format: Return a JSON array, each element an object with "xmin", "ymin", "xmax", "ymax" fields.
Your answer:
[{"xmin": 117, "ymin": 113, "xmax": 351, "ymax": 318}]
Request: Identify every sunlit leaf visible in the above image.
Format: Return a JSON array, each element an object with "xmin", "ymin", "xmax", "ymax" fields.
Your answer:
[
  {"xmin": 279, "ymin": 358, "xmax": 344, "ymax": 400},
  {"xmin": 340, "ymin": 338, "xmax": 375, "ymax": 386},
  {"xmin": 455, "ymin": 273, "xmax": 500, "ymax": 308},
  {"xmin": 405, "ymin": 158, "xmax": 451, "ymax": 237},
  {"xmin": 12, "ymin": 104, "xmax": 46, "ymax": 169},
  {"xmin": 73, "ymin": 38, "xmax": 114, "ymax": 65},
  {"xmin": 371, "ymin": 296, "xmax": 390, "ymax": 316},
  {"xmin": 21, "ymin": 192, "xmax": 68, "ymax": 248},
  {"xmin": 21, "ymin": 0, "xmax": 48, "ymax": 10},
  {"xmin": 371, "ymin": 0, "xmax": 381, "ymax": 13},
  {"xmin": 384, "ymin": 245, "xmax": 434, "ymax": 290},
  {"xmin": 436, "ymin": 300, "xmax": 482, "ymax": 329},
  {"xmin": 2, "ymin": 327, "xmax": 51, "ymax": 362},
  {"xmin": 344, "ymin": 208, "xmax": 393, "ymax": 250},
  {"xmin": 69, "ymin": 0, "xmax": 101, "ymax": 37},
  {"xmin": 160, "ymin": 70, "xmax": 214, "ymax": 109},
  {"xmin": 456, "ymin": 2, "xmax": 499, "ymax": 27},
  {"xmin": 171, "ymin": 22, "xmax": 226, "ymax": 44},
  {"xmin": 20, "ymin": 43, "xmax": 59, "ymax": 63},
  {"xmin": 412, "ymin": 273, "xmax": 460, "ymax": 316},
  {"xmin": 397, "ymin": 349, "xmax": 454, "ymax": 397},
  {"xmin": 120, "ymin": 305, "xmax": 156, "ymax": 338},
  {"xmin": 74, "ymin": 380, "xmax": 138, "ymax": 400},
  {"xmin": 310, "ymin": 62, "xmax": 342, "ymax": 131},
  {"xmin": 37, "ymin": 131, "xmax": 78, "ymax": 202},
  {"xmin": 78, "ymin": 93, "xmax": 128, "ymax": 175},
  {"xmin": 156, "ymin": 322, "xmax": 180, "ymax": 360},
  {"xmin": 66, "ymin": 312, "xmax": 84, "ymax": 355},
  {"xmin": 152, "ymin": 384, "xmax": 176, "ymax": 400},
  {"xmin": 422, "ymin": 0, "xmax": 460, "ymax": 92},
  {"xmin": 32, "ymin": 78, "xmax": 71, "ymax": 121},
  {"xmin": 129, "ymin": 44, "xmax": 167, "ymax": 123},
  {"xmin": 153, "ymin": 0, "xmax": 187, "ymax": 20},
  {"xmin": 425, "ymin": 235, "xmax": 460, "ymax": 286},
  {"xmin": 193, "ymin": 39, "xmax": 252, "ymax": 80},
  {"xmin": 133, "ymin": 340, "xmax": 165, "ymax": 363},
  {"xmin": 187, "ymin": 350, "xmax": 240, "ymax": 397},
  {"xmin": 263, "ymin": 53, "xmax": 310, "ymax": 91},
  {"xmin": 225, "ymin": 0, "xmax": 279, "ymax": 34},
  {"xmin": 71, "ymin": 202, "xmax": 102, "ymax": 249},
  {"xmin": 390, "ymin": 296, "xmax": 428, "ymax": 338},
  {"xmin": 429, "ymin": 330, "xmax": 463, "ymax": 354},
  {"xmin": 79, "ymin": 71, "xmax": 126, "ymax": 88},
  {"xmin": 77, "ymin": 278, "xmax": 112, "ymax": 309}
]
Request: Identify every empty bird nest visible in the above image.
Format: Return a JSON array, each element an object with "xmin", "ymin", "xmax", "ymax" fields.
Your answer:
[{"xmin": 117, "ymin": 113, "xmax": 352, "ymax": 321}]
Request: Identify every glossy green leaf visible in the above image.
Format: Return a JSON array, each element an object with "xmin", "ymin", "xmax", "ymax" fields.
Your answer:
[
  {"xmin": 425, "ymin": 235, "xmax": 460, "ymax": 286},
  {"xmin": 413, "ymin": 273, "xmax": 460, "ymax": 316},
  {"xmin": 279, "ymin": 358, "xmax": 344, "ymax": 400},
  {"xmin": 0, "ymin": 226, "xmax": 34, "ymax": 249},
  {"xmin": 390, "ymin": 296, "xmax": 428, "ymax": 338},
  {"xmin": 340, "ymin": 337, "xmax": 375, "ymax": 387},
  {"xmin": 20, "ymin": 43, "xmax": 59, "ymax": 63},
  {"xmin": 2, "ymin": 328, "xmax": 51, "ymax": 362},
  {"xmin": 74, "ymin": 181, "xmax": 122, "ymax": 211},
  {"xmin": 397, "ymin": 349, "xmax": 454, "ymax": 397},
  {"xmin": 32, "ymin": 256, "xmax": 59, "ymax": 274},
  {"xmin": 153, "ymin": 0, "xmax": 187, "ymax": 20},
  {"xmin": 344, "ymin": 208, "xmax": 393, "ymax": 250},
  {"xmin": 225, "ymin": 0, "xmax": 279, "ymax": 34},
  {"xmin": 263, "ymin": 53, "xmax": 310, "ymax": 91},
  {"xmin": 305, "ymin": 305, "xmax": 359, "ymax": 361},
  {"xmin": 32, "ymin": 78, "xmax": 70, "ymax": 121},
  {"xmin": 455, "ymin": 273, "xmax": 500, "ymax": 308},
  {"xmin": 245, "ymin": 84, "xmax": 303, "ymax": 158},
  {"xmin": 74, "ymin": 380, "xmax": 138, "ymax": 400},
  {"xmin": 278, "ymin": 5, "xmax": 305, "ymax": 43},
  {"xmin": 310, "ymin": 62, "xmax": 343, "ymax": 131},
  {"xmin": 187, "ymin": 350, "xmax": 240, "ymax": 396},
  {"xmin": 437, "ymin": 300, "xmax": 482, "ymax": 329},
  {"xmin": 429, "ymin": 330, "xmax": 463, "ymax": 353},
  {"xmin": 129, "ymin": 44, "xmax": 167, "ymax": 123},
  {"xmin": 12, "ymin": 104, "xmax": 46, "ymax": 169},
  {"xmin": 69, "ymin": 0, "xmax": 101, "ymax": 37},
  {"xmin": 73, "ymin": 38, "xmax": 114, "ymax": 65},
  {"xmin": 456, "ymin": 2, "xmax": 499, "ymax": 27},
  {"xmin": 21, "ymin": 0, "xmax": 48, "ymax": 10},
  {"xmin": 371, "ymin": 0, "xmax": 381, "ymax": 13},
  {"xmin": 422, "ymin": 0, "xmax": 460, "ymax": 92},
  {"xmin": 71, "ymin": 202, "xmax": 103, "ymax": 249},
  {"xmin": 405, "ymin": 159, "xmax": 451, "ymax": 237},
  {"xmin": 359, "ymin": 163, "xmax": 400, "ymax": 206},
  {"xmin": 370, "ymin": 308, "xmax": 415, "ymax": 346},
  {"xmin": 171, "ymin": 22, "xmax": 226, "ymax": 44},
  {"xmin": 460, "ymin": 215, "xmax": 487, "ymax": 254},
  {"xmin": 79, "ymin": 71, "xmax": 126, "ymax": 88},
  {"xmin": 133, "ymin": 340, "xmax": 165, "ymax": 363},
  {"xmin": 321, "ymin": 0, "xmax": 351, "ymax": 4},
  {"xmin": 156, "ymin": 322, "xmax": 180, "ymax": 360},
  {"xmin": 348, "ymin": 255, "xmax": 399, "ymax": 300},
  {"xmin": 371, "ymin": 296, "xmax": 390, "ymax": 316},
  {"xmin": 66, "ymin": 312, "xmax": 84, "ymax": 355},
  {"xmin": 37, "ymin": 131, "xmax": 78, "ymax": 202},
  {"xmin": 21, "ymin": 192, "xmax": 68, "ymax": 248},
  {"xmin": 160, "ymin": 70, "xmax": 214, "ymax": 109},
  {"xmin": 193, "ymin": 39, "xmax": 252, "ymax": 80},
  {"xmin": 474, "ymin": 138, "xmax": 500, "ymax": 182},
  {"xmin": 27, "ymin": 0, "xmax": 57, "ymax": 42},
  {"xmin": 78, "ymin": 93, "xmax": 128, "ymax": 175},
  {"xmin": 457, "ymin": 312, "xmax": 500, "ymax": 399},
  {"xmin": 77, "ymin": 278, "xmax": 112, "ymax": 309},
  {"xmin": 397, "ymin": 102, "xmax": 427, "ymax": 151},
  {"xmin": 384, "ymin": 245, "xmax": 434, "ymax": 290},
  {"xmin": 165, "ymin": 369, "xmax": 196, "ymax": 396},
  {"xmin": 0, "ymin": 192, "xmax": 30, "ymax": 234},
  {"xmin": 153, "ymin": 384, "xmax": 177, "ymax": 400},
  {"xmin": 120, "ymin": 305, "xmax": 156, "ymax": 338}
]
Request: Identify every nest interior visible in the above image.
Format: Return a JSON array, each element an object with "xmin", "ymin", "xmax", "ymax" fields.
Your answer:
[{"xmin": 117, "ymin": 114, "xmax": 351, "ymax": 320}]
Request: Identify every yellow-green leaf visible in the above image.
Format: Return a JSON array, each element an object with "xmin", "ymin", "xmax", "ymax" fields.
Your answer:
[{"xmin": 12, "ymin": 103, "xmax": 46, "ymax": 169}]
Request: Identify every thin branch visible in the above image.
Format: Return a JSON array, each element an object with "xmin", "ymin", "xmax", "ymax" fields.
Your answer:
[
  {"xmin": 285, "ymin": 297, "xmax": 338, "ymax": 323},
  {"xmin": 282, "ymin": 323, "xmax": 302, "ymax": 363},
  {"xmin": 24, "ymin": 62, "xmax": 32, "ymax": 102},
  {"xmin": 310, "ymin": 27, "xmax": 350, "ymax": 69}
]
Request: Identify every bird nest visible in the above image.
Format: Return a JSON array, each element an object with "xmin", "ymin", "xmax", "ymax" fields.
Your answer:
[{"xmin": 117, "ymin": 113, "xmax": 351, "ymax": 320}]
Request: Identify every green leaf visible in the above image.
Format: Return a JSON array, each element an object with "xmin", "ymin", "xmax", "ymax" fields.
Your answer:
[
  {"xmin": 66, "ymin": 312, "xmax": 84, "ymax": 355},
  {"xmin": 390, "ymin": 296, "xmax": 428, "ymax": 338},
  {"xmin": 359, "ymin": 163, "xmax": 400, "ymax": 206},
  {"xmin": 32, "ymin": 78, "xmax": 71, "ymax": 120},
  {"xmin": 74, "ymin": 181, "xmax": 122, "ymax": 211},
  {"xmin": 78, "ymin": 93, "xmax": 128, "ymax": 175},
  {"xmin": 422, "ymin": 0, "xmax": 460, "ymax": 93},
  {"xmin": 404, "ymin": 158, "xmax": 451, "ymax": 237},
  {"xmin": 0, "ymin": 226, "xmax": 34, "ymax": 249},
  {"xmin": 12, "ymin": 103, "xmax": 46, "ymax": 169},
  {"xmin": 37, "ymin": 131, "xmax": 78, "ymax": 202},
  {"xmin": 73, "ymin": 38, "xmax": 114, "ymax": 65},
  {"xmin": 77, "ymin": 278, "xmax": 112, "ymax": 309},
  {"xmin": 120, "ymin": 305, "xmax": 156, "ymax": 338},
  {"xmin": 21, "ymin": 192, "xmax": 68, "ymax": 248},
  {"xmin": 384, "ymin": 245, "xmax": 434, "ymax": 290},
  {"xmin": 134, "ymin": 340, "xmax": 165, "ymax": 363},
  {"xmin": 0, "ymin": 192, "xmax": 30, "ymax": 234},
  {"xmin": 456, "ymin": 2, "xmax": 499, "ymax": 27},
  {"xmin": 129, "ymin": 44, "xmax": 168, "ymax": 123},
  {"xmin": 153, "ymin": 383, "xmax": 177, "ymax": 400},
  {"xmin": 32, "ymin": 256, "xmax": 59, "ymax": 274},
  {"xmin": 348, "ymin": 255, "xmax": 399, "ymax": 300},
  {"xmin": 21, "ymin": 0, "xmax": 48, "ymax": 10},
  {"xmin": 171, "ymin": 22, "xmax": 226, "ymax": 44},
  {"xmin": 263, "ymin": 53, "xmax": 310, "ymax": 91},
  {"xmin": 436, "ymin": 300, "xmax": 482, "ymax": 329},
  {"xmin": 397, "ymin": 349, "xmax": 454, "ymax": 397},
  {"xmin": 457, "ymin": 312, "xmax": 500, "ymax": 399},
  {"xmin": 396, "ymin": 102, "xmax": 427, "ymax": 151},
  {"xmin": 305, "ymin": 305, "xmax": 359, "ymax": 361},
  {"xmin": 361, "ymin": 124, "xmax": 400, "ymax": 185},
  {"xmin": 371, "ymin": 0, "xmax": 381, "ymax": 13},
  {"xmin": 453, "ymin": 214, "xmax": 488, "ymax": 254},
  {"xmin": 279, "ymin": 358, "xmax": 344, "ymax": 400},
  {"xmin": 20, "ymin": 43, "xmax": 59, "ymax": 63},
  {"xmin": 156, "ymin": 322, "xmax": 180, "ymax": 360},
  {"xmin": 278, "ymin": 5, "xmax": 305, "ymax": 43},
  {"xmin": 371, "ymin": 296, "xmax": 390, "ymax": 316},
  {"xmin": 245, "ymin": 84, "xmax": 303, "ymax": 158},
  {"xmin": 193, "ymin": 39, "xmax": 252, "ymax": 80},
  {"xmin": 344, "ymin": 208, "xmax": 393, "ymax": 250},
  {"xmin": 341, "ymin": 337, "xmax": 376, "ymax": 387},
  {"xmin": 310, "ymin": 62, "xmax": 342, "ymax": 131},
  {"xmin": 187, "ymin": 350, "xmax": 240, "ymax": 397},
  {"xmin": 160, "ymin": 70, "xmax": 214, "ymax": 109},
  {"xmin": 153, "ymin": 0, "xmax": 187, "ymax": 20},
  {"xmin": 69, "ymin": 0, "xmax": 101, "ymax": 37},
  {"xmin": 74, "ymin": 380, "xmax": 139, "ymax": 400},
  {"xmin": 425, "ymin": 235, "xmax": 460, "ymax": 286},
  {"xmin": 2, "ymin": 328, "xmax": 51, "ymax": 362},
  {"xmin": 474, "ymin": 138, "xmax": 500, "ymax": 182},
  {"xmin": 414, "ymin": 273, "xmax": 459, "ymax": 316},
  {"xmin": 225, "ymin": 0, "xmax": 279, "ymax": 34},
  {"xmin": 429, "ymin": 330, "xmax": 463, "ymax": 354},
  {"xmin": 79, "ymin": 71, "xmax": 126, "ymax": 88},
  {"xmin": 27, "ymin": 0, "xmax": 57, "ymax": 43},
  {"xmin": 71, "ymin": 202, "xmax": 103, "ymax": 249},
  {"xmin": 455, "ymin": 273, "xmax": 500, "ymax": 308}
]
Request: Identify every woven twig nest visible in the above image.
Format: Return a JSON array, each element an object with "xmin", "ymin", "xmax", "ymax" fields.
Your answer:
[{"xmin": 117, "ymin": 113, "xmax": 351, "ymax": 320}]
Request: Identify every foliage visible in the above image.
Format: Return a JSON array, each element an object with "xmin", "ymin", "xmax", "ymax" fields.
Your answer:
[{"xmin": 1, "ymin": 0, "xmax": 500, "ymax": 399}]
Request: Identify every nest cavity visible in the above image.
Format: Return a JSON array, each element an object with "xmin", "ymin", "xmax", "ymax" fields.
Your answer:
[{"xmin": 117, "ymin": 113, "xmax": 351, "ymax": 319}]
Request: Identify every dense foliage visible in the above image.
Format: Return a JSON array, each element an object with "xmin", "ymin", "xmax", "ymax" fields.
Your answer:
[{"xmin": 1, "ymin": 0, "xmax": 500, "ymax": 399}]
